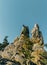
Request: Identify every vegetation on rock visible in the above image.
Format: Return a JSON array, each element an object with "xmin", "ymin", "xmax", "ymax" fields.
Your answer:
[
  {"xmin": 0, "ymin": 36, "xmax": 9, "ymax": 51},
  {"xmin": 0, "ymin": 24, "xmax": 47, "ymax": 65}
]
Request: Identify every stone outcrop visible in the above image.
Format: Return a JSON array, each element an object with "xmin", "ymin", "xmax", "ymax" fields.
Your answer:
[
  {"xmin": 21, "ymin": 25, "xmax": 29, "ymax": 37},
  {"xmin": 30, "ymin": 24, "xmax": 45, "ymax": 65},
  {"xmin": 31, "ymin": 24, "xmax": 44, "ymax": 45},
  {"xmin": 0, "ymin": 24, "xmax": 47, "ymax": 65}
]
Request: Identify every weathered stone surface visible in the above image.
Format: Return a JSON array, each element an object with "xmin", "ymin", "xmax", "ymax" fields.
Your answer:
[
  {"xmin": 0, "ymin": 24, "xmax": 47, "ymax": 65},
  {"xmin": 31, "ymin": 24, "xmax": 44, "ymax": 45},
  {"xmin": 0, "ymin": 58, "xmax": 21, "ymax": 65}
]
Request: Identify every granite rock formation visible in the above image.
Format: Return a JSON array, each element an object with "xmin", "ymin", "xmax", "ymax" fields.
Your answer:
[{"xmin": 0, "ymin": 24, "xmax": 47, "ymax": 65}]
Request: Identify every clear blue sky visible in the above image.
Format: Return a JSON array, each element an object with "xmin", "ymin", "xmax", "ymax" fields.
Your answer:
[{"xmin": 0, "ymin": 0, "xmax": 47, "ymax": 44}]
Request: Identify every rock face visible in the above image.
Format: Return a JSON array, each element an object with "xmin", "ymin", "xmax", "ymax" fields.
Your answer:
[
  {"xmin": 31, "ymin": 24, "xmax": 44, "ymax": 45},
  {"xmin": 0, "ymin": 24, "xmax": 47, "ymax": 65},
  {"xmin": 31, "ymin": 24, "xmax": 44, "ymax": 65},
  {"xmin": 21, "ymin": 25, "xmax": 29, "ymax": 37}
]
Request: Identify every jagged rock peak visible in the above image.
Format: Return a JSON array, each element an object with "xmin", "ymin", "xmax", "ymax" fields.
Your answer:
[
  {"xmin": 0, "ymin": 24, "xmax": 46, "ymax": 65},
  {"xmin": 31, "ymin": 24, "xmax": 40, "ymax": 37},
  {"xmin": 31, "ymin": 24, "xmax": 44, "ymax": 45},
  {"xmin": 21, "ymin": 25, "xmax": 29, "ymax": 37}
]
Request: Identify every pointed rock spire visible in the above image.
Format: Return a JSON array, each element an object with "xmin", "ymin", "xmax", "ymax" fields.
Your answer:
[
  {"xmin": 21, "ymin": 25, "xmax": 29, "ymax": 37},
  {"xmin": 31, "ymin": 24, "xmax": 44, "ymax": 45}
]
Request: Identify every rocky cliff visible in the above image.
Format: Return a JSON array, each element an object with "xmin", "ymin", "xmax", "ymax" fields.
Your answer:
[{"xmin": 0, "ymin": 24, "xmax": 47, "ymax": 65}]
